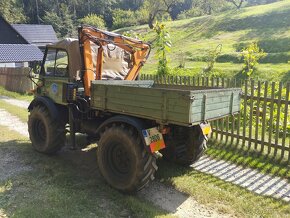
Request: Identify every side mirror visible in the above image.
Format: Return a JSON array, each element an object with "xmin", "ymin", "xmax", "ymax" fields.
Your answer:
[{"xmin": 29, "ymin": 61, "xmax": 41, "ymax": 75}]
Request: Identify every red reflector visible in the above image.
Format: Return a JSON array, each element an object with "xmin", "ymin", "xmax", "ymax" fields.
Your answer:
[
  {"xmin": 161, "ymin": 127, "xmax": 170, "ymax": 135},
  {"xmin": 150, "ymin": 140, "xmax": 166, "ymax": 153}
]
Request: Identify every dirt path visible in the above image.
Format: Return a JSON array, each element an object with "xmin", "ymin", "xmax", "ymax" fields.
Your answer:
[
  {"xmin": 0, "ymin": 96, "xmax": 29, "ymax": 109},
  {"xmin": 0, "ymin": 109, "xmax": 28, "ymax": 137},
  {"xmin": 138, "ymin": 181, "xmax": 233, "ymax": 218}
]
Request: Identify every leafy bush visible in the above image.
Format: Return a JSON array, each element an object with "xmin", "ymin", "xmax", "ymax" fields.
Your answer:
[
  {"xmin": 216, "ymin": 53, "xmax": 242, "ymax": 63},
  {"xmin": 112, "ymin": 9, "xmax": 137, "ymax": 29},
  {"xmin": 258, "ymin": 38, "xmax": 290, "ymax": 53},
  {"xmin": 177, "ymin": 8, "xmax": 204, "ymax": 19},
  {"xmin": 203, "ymin": 44, "xmax": 222, "ymax": 73},
  {"xmin": 177, "ymin": 0, "xmax": 233, "ymax": 19},
  {"xmin": 259, "ymin": 53, "xmax": 290, "ymax": 64},
  {"xmin": 112, "ymin": 9, "xmax": 148, "ymax": 29},
  {"xmin": 241, "ymin": 42, "xmax": 266, "ymax": 77},
  {"xmin": 79, "ymin": 14, "xmax": 106, "ymax": 29},
  {"xmin": 153, "ymin": 22, "xmax": 172, "ymax": 75}
]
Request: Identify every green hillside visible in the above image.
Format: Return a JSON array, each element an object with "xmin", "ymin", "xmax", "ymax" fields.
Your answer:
[{"xmin": 120, "ymin": 0, "xmax": 290, "ymax": 82}]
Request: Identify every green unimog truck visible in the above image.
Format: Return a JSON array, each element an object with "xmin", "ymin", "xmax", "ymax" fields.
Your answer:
[{"xmin": 28, "ymin": 26, "xmax": 242, "ymax": 193}]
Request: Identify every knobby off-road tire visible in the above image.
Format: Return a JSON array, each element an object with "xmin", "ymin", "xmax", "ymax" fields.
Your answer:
[
  {"xmin": 161, "ymin": 125, "xmax": 206, "ymax": 166},
  {"xmin": 97, "ymin": 124, "xmax": 158, "ymax": 193},
  {"xmin": 28, "ymin": 105, "xmax": 65, "ymax": 154}
]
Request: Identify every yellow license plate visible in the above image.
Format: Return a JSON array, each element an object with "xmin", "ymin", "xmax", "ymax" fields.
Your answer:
[
  {"xmin": 200, "ymin": 123, "xmax": 212, "ymax": 135},
  {"xmin": 142, "ymin": 127, "xmax": 166, "ymax": 153}
]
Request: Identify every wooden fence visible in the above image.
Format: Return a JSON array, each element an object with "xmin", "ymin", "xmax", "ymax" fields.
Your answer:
[
  {"xmin": 0, "ymin": 67, "xmax": 33, "ymax": 93},
  {"xmin": 141, "ymin": 74, "xmax": 290, "ymax": 162}
]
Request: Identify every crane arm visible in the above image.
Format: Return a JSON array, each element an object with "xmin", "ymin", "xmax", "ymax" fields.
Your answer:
[{"xmin": 78, "ymin": 25, "xmax": 151, "ymax": 97}]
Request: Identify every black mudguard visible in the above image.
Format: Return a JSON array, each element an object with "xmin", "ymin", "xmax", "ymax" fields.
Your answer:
[
  {"xmin": 96, "ymin": 115, "xmax": 150, "ymax": 151},
  {"xmin": 28, "ymin": 96, "xmax": 60, "ymax": 121}
]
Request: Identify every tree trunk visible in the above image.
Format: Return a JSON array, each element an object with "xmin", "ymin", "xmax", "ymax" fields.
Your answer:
[
  {"xmin": 208, "ymin": 5, "xmax": 212, "ymax": 15},
  {"xmin": 148, "ymin": 13, "xmax": 155, "ymax": 29},
  {"xmin": 227, "ymin": 0, "xmax": 244, "ymax": 9},
  {"xmin": 237, "ymin": 0, "xmax": 244, "ymax": 9}
]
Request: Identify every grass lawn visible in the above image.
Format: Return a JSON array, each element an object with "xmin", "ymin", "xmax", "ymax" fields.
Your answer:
[
  {"xmin": 0, "ymin": 86, "xmax": 33, "ymax": 102},
  {"xmin": 118, "ymin": 0, "xmax": 290, "ymax": 81},
  {"xmin": 141, "ymin": 61, "xmax": 290, "ymax": 82}
]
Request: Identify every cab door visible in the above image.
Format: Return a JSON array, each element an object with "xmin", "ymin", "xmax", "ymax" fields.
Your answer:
[{"xmin": 40, "ymin": 48, "xmax": 69, "ymax": 105}]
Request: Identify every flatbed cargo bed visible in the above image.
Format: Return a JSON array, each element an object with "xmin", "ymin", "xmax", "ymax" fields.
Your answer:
[{"xmin": 91, "ymin": 80, "xmax": 242, "ymax": 126}]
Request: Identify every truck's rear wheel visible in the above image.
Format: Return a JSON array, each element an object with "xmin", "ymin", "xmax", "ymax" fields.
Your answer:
[
  {"xmin": 97, "ymin": 124, "xmax": 157, "ymax": 193},
  {"xmin": 28, "ymin": 105, "xmax": 65, "ymax": 154},
  {"xmin": 161, "ymin": 125, "xmax": 206, "ymax": 166}
]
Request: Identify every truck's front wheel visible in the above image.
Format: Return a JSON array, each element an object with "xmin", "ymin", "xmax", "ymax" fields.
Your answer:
[
  {"xmin": 28, "ymin": 105, "xmax": 65, "ymax": 154},
  {"xmin": 97, "ymin": 124, "xmax": 157, "ymax": 193}
]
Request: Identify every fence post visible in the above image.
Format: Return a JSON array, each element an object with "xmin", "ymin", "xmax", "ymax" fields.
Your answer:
[
  {"xmin": 268, "ymin": 82, "xmax": 276, "ymax": 155},
  {"xmin": 274, "ymin": 82, "xmax": 283, "ymax": 157},
  {"xmin": 260, "ymin": 81, "xmax": 268, "ymax": 154},
  {"xmin": 281, "ymin": 82, "xmax": 289, "ymax": 160},
  {"xmin": 242, "ymin": 80, "xmax": 248, "ymax": 148},
  {"xmin": 248, "ymin": 80, "xmax": 255, "ymax": 150},
  {"xmin": 254, "ymin": 81, "xmax": 261, "ymax": 150}
]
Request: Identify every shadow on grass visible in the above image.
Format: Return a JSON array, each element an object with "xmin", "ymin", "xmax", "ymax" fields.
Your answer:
[
  {"xmin": 0, "ymin": 139, "xmax": 168, "ymax": 218},
  {"xmin": 207, "ymin": 138, "xmax": 289, "ymax": 179},
  {"xmin": 194, "ymin": 138, "xmax": 290, "ymax": 203}
]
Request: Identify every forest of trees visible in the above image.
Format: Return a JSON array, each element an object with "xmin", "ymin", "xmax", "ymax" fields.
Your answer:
[{"xmin": 0, "ymin": 0, "xmax": 282, "ymax": 37}]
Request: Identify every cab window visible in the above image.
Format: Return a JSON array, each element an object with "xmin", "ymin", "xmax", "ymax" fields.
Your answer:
[{"xmin": 44, "ymin": 49, "xmax": 68, "ymax": 77}]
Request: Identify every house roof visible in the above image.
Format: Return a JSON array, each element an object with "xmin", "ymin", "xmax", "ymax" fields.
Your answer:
[
  {"xmin": 0, "ymin": 44, "xmax": 43, "ymax": 63},
  {"xmin": 0, "ymin": 16, "xmax": 29, "ymax": 44},
  {"xmin": 12, "ymin": 24, "xmax": 58, "ymax": 47}
]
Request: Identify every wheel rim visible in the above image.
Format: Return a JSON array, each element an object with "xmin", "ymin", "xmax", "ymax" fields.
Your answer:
[
  {"xmin": 32, "ymin": 118, "xmax": 47, "ymax": 144},
  {"xmin": 107, "ymin": 142, "xmax": 132, "ymax": 176}
]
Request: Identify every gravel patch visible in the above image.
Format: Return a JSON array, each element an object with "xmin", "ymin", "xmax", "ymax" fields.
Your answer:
[
  {"xmin": 0, "ymin": 209, "xmax": 8, "ymax": 218},
  {"xmin": 138, "ymin": 181, "xmax": 234, "ymax": 218},
  {"xmin": 0, "ymin": 148, "xmax": 32, "ymax": 183},
  {"xmin": 0, "ymin": 109, "xmax": 28, "ymax": 137},
  {"xmin": 0, "ymin": 109, "xmax": 32, "ymax": 183},
  {"xmin": 0, "ymin": 96, "xmax": 29, "ymax": 109}
]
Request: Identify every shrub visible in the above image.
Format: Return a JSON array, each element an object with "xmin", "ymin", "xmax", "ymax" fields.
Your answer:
[
  {"xmin": 241, "ymin": 42, "xmax": 266, "ymax": 77},
  {"xmin": 216, "ymin": 53, "xmax": 242, "ymax": 63},
  {"xmin": 153, "ymin": 22, "xmax": 172, "ymax": 76},
  {"xmin": 79, "ymin": 14, "xmax": 106, "ymax": 29},
  {"xmin": 112, "ymin": 9, "xmax": 148, "ymax": 29},
  {"xmin": 203, "ymin": 44, "xmax": 222, "ymax": 74},
  {"xmin": 112, "ymin": 9, "xmax": 137, "ymax": 29}
]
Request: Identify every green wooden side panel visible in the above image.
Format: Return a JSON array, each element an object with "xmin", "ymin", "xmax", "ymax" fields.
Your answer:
[{"xmin": 91, "ymin": 81, "xmax": 241, "ymax": 126}]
